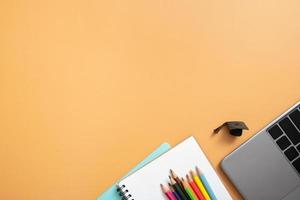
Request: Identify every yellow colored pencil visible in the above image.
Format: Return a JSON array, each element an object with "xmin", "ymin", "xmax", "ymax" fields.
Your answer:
[
  {"xmin": 190, "ymin": 170, "xmax": 211, "ymax": 200},
  {"xmin": 196, "ymin": 167, "xmax": 217, "ymax": 200}
]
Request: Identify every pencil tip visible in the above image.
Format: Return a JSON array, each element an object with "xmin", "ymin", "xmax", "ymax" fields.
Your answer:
[
  {"xmin": 190, "ymin": 170, "xmax": 196, "ymax": 176},
  {"xmin": 170, "ymin": 169, "xmax": 177, "ymax": 178},
  {"xmin": 160, "ymin": 184, "xmax": 167, "ymax": 192},
  {"xmin": 196, "ymin": 166, "xmax": 202, "ymax": 174},
  {"xmin": 169, "ymin": 176, "xmax": 175, "ymax": 184}
]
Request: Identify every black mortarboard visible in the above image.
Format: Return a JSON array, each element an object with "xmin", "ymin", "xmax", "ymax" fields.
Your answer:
[{"xmin": 214, "ymin": 121, "xmax": 249, "ymax": 136}]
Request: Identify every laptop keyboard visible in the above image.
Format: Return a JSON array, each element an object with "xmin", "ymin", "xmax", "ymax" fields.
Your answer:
[{"xmin": 268, "ymin": 107, "xmax": 300, "ymax": 175}]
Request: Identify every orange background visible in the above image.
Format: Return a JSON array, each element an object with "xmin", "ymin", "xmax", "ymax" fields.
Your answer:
[{"xmin": 1, "ymin": 0, "xmax": 300, "ymax": 199}]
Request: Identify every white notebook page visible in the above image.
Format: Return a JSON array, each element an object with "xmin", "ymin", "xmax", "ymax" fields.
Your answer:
[{"xmin": 118, "ymin": 136, "xmax": 232, "ymax": 200}]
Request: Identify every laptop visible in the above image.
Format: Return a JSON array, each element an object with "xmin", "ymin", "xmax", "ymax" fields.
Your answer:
[{"xmin": 222, "ymin": 101, "xmax": 300, "ymax": 200}]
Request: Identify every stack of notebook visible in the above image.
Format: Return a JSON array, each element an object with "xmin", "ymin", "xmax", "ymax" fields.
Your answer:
[{"xmin": 98, "ymin": 136, "xmax": 232, "ymax": 200}]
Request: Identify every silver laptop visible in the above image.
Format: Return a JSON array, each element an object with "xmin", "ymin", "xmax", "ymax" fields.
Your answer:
[{"xmin": 222, "ymin": 101, "xmax": 300, "ymax": 200}]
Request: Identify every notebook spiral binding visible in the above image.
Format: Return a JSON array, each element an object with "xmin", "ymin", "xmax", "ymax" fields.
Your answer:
[{"xmin": 117, "ymin": 184, "xmax": 134, "ymax": 200}]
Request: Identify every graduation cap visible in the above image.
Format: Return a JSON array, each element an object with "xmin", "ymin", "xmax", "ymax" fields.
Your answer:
[{"xmin": 214, "ymin": 121, "xmax": 249, "ymax": 136}]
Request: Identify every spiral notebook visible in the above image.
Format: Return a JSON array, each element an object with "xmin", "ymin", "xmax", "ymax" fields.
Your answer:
[
  {"xmin": 97, "ymin": 143, "xmax": 171, "ymax": 200},
  {"xmin": 117, "ymin": 136, "xmax": 232, "ymax": 200}
]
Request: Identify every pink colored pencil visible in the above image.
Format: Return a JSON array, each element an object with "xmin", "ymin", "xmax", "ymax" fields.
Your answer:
[{"xmin": 161, "ymin": 184, "xmax": 177, "ymax": 200}]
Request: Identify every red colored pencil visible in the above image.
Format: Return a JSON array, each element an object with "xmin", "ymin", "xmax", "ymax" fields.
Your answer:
[{"xmin": 186, "ymin": 174, "xmax": 206, "ymax": 200}]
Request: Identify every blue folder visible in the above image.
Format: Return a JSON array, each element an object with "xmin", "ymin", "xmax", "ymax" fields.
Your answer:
[{"xmin": 97, "ymin": 143, "xmax": 171, "ymax": 200}]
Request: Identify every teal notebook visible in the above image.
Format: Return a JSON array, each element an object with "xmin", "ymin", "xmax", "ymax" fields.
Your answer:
[{"xmin": 97, "ymin": 143, "xmax": 171, "ymax": 200}]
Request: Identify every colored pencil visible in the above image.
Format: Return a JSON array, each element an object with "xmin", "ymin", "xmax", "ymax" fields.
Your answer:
[
  {"xmin": 161, "ymin": 184, "xmax": 177, "ymax": 200},
  {"xmin": 169, "ymin": 183, "xmax": 181, "ymax": 200},
  {"xmin": 191, "ymin": 170, "xmax": 211, "ymax": 200},
  {"xmin": 181, "ymin": 177, "xmax": 198, "ymax": 200},
  {"xmin": 196, "ymin": 167, "xmax": 217, "ymax": 200},
  {"xmin": 171, "ymin": 170, "xmax": 191, "ymax": 200},
  {"xmin": 170, "ymin": 175, "xmax": 189, "ymax": 200},
  {"xmin": 186, "ymin": 174, "xmax": 206, "ymax": 200}
]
